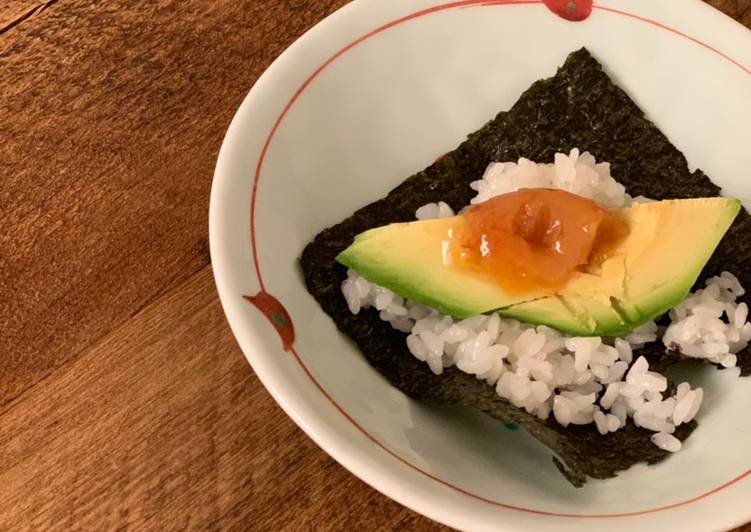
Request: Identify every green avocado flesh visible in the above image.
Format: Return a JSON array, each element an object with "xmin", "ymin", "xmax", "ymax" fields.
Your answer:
[{"xmin": 337, "ymin": 197, "xmax": 740, "ymax": 335}]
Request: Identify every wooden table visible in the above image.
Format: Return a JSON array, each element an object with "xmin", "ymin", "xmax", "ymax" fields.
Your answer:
[{"xmin": 1, "ymin": 1, "xmax": 749, "ymax": 530}]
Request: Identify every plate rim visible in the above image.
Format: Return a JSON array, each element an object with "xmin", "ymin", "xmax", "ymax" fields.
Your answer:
[{"xmin": 209, "ymin": 0, "xmax": 751, "ymax": 529}]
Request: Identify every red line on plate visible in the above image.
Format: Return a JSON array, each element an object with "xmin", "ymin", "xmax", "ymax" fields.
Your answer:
[
  {"xmin": 249, "ymin": 0, "xmax": 540, "ymax": 291},
  {"xmin": 291, "ymin": 342, "xmax": 751, "ymax": 518},
  {"xmin": 247, "ymin": 0, "xmax": 751, "ymax": 519},
  {"xmin": 593, "ymin": 5, "xmax": 751, "ymax": 76}
]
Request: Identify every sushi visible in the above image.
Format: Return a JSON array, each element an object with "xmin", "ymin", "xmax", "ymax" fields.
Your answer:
[{"xmin": 300, "ymin": 48, "xmax": 750, "ymax": 486}]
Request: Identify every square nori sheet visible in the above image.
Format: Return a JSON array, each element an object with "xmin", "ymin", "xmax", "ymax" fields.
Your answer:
[{"xmin": 300, "ymin": 48, "xmax": 750, "ymax": 486}]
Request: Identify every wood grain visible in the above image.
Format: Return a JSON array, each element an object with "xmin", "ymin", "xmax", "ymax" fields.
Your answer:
[
  {"xmin": 0, "ymin": 0, "xmax": 346, "ymax": 407},
  {"xmin": 0, "ymin": 0, "xmax": 749, "ymax": 530},
  {"xmin": 0, "ymin": 1, "xmax": 50, "ymax": 33},
  {"xmin": 0, "ymin": 267, "xmax": 439, "ymax": 531}
]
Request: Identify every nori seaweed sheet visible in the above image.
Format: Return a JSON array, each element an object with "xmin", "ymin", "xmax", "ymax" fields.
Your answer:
[{"xmin": 300, "ymin": 48, "xmax": 748, "ymax": 486}]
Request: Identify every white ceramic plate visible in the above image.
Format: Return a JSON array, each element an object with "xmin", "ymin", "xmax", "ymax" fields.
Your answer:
[{"xmin": 209, "ymin": 1, "xmax": 751, "ymax": 530}]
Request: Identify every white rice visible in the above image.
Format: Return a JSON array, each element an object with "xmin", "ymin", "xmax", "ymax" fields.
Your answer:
[
  {"xmin": 340, "ymin": 149, "xmax": 747, "ymax": 452},
  {"xmin": 663, "ymin": 272, "xmax": 751, "ymax": 365},
  {"xmin": 471, "ymin": 149, "xmax": 629, "ymax": 208}
]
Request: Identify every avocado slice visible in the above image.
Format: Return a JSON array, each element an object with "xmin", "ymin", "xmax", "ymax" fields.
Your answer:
[
  {"xmin": 337, "ymin": 197, "xmax": 740, "ymax": 335},
  {"xmin": 336, "ymin": 217, "xmax": 550, "ymax": 318},
  {"xmin": 495, "ymin": 296, "xmax": 591, "ymax": 334},
  {"xmin": 499, "ymin": 294, "xmax": 633, "ymax": 337}
]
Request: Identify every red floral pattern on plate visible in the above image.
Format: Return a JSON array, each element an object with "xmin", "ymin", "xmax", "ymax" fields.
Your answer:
[
  {"xmin": 543, "ymin": 0, "xmax": 592, "ymax": 21},
  {"xmin": 244, "ymin": 292, "xmax": 295, "ymax": 351}
]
